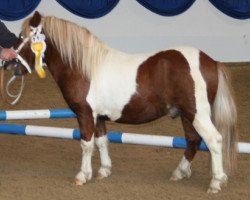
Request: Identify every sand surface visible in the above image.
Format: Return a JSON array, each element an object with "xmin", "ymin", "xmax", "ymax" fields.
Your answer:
[{"xmin": 0, "ymin": 64, "xmax": 249, "ymax": 200}]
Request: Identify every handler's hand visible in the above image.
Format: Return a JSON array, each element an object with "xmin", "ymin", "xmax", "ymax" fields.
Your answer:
[{"xmin": 0, "ymin": 48, "xmax": 17, "ymax": 61}]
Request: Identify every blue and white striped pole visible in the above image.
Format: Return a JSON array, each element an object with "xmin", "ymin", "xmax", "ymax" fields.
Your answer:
[
  {"xmin": 0, "ymin": 109, "xmax": 76, "ymax": 120},
  {"xmin": 0, "ymin": 123, "xmax": 249, "ymax": 154}
]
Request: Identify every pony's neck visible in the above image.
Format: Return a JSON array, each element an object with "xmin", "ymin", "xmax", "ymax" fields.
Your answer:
[{"xmin": 42, "ymin": 16, "xmax": 116, "ymax": 80}]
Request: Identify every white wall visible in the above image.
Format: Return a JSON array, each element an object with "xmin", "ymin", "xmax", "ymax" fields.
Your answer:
[{"xmin": 4, "ymin": 0, "xmax": 250, "ymax": 62}]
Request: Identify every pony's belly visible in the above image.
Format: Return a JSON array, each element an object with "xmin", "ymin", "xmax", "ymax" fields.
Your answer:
[
  {"xmin": 115, "ymin": 100, "xmax": 168, "ymax": 124},
  {"xmin": 116, "ymin": 111, "xmax": 166, "ymax": 124},
  {"xmin": 87, "ymin": 88, "xmax": 168, "ymax": 123}
]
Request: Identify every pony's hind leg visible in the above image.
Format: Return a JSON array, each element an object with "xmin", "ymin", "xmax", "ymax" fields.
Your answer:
[
  {"xmin": 94, "ymin": 117, "xmax": 112, "ymax": 179},
  {"xmin": 170, "ymin": 115, "xmax": 202, "ymax": 181},
  {"xmin": 193, "ymin": 114, "xmax": 227, "ymax": 193}
]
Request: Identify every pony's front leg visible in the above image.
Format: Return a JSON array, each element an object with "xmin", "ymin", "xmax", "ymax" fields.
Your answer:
[
  {"xmin": 75, "ymin": 136, "xmax": 94, "ymax": 185},
  {"xmin": 75, "ymin": 113, "xmax": 95, "ymax": 186},
  {"xmin": 95, "ymin": 117, "xmax": 112, "ymax": 179}
]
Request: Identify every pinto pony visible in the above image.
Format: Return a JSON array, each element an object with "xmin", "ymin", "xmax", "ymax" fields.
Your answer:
[{"xmin": 15, "ymin": 12, "xmax": 237, "ymax": 193}]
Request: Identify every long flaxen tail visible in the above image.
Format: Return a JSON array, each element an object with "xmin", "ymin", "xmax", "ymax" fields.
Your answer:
[{"xmin": 212, "ymin": 63, "xmax": 238, "ymax": 174}]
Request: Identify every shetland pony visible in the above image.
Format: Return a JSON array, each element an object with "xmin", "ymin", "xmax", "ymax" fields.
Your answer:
[{"xmin": 14, "ymin": 11, "xmax": 237, "ymax": 193}]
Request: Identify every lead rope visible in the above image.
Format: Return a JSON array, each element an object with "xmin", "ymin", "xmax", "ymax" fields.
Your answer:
[
  {"xmin": 2, "ymin": 57, "xmax": 27, "ymax": 105},
  {"xmin": 0, "ymin": 63, "xmax": 25, "ymax": 105},
  {"xmin": 6, "ymin": 75, "xmax": 25, "ymax": 105}
]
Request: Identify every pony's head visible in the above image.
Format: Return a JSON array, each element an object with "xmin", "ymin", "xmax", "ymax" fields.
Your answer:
[
  {"xmin": 0, "ymin": 12, "xmax": 46, "ymax": 104},
  {"xmin": 7, "ymin": 11, "xmax": 47, "ymax": 78}
]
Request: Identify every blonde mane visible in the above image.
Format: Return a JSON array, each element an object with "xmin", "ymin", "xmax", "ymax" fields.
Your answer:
[{"xmin": 22, "ymin": 15, "xmax": 110, "ymax": 80}]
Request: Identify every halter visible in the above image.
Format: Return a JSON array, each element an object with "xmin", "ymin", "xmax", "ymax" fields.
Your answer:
[{"xmin": 15, "ymin": 27, "xmax": 36, "ymax": 72}]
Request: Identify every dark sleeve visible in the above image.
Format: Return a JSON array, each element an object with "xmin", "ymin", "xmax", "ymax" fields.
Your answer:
[{"xmin": 0, "ymin": 21, "xmax": 18, "ymax": 48}]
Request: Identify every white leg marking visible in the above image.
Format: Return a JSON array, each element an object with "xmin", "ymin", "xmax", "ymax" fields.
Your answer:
[
  {"xmin": 170, "ymin": 156, "xmax": 192, "ymax": 181},
  {"xmin": 75, "ymin": 136, "xmax": 94, "ymax": 185},
  {"xmin": 95, "ymin": 135, "xmax": 112, "ymax": 179},
  {"xmin": 193, "ymin": 115, "xmax": 227, "ymax": 193}
]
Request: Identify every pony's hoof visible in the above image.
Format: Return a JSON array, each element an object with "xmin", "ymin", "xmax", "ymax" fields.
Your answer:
[
  {"xmin": 96, "ymin": 174, "xmax": 106, "ymax": 180},
  {"xmin": 170, "ymin": 167, "xmax": 191, "ymax": 181},
  {"xmin": 207, "ymin": 174, "xmax": 227, "ymax": 194},
  {"xmin": 75, "ymin": 171, "xmax": 91, "ymax": 185},
  {"xmin": 169, "ymin": 175, "xmax": 179, "ymax": 181},
  {"xmin": 97, "ymin": 167, "xmax": 111, "ymax": 179},
  {"xmin": 207, "ymin": 187, "xmax": 220, "ymax": 194},
  {"xmin": 74, "ymin": 179, "xmax": 85, "ymax": 186}
]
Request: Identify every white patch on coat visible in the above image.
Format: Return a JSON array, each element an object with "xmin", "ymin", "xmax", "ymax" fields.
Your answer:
[
  {"xmin": 86, "ymin": 50, "xmax": 151, "ymax": 121},
  {"xmin": 174, "ymin": 46, "xmax": 211, "ymax": 117}
]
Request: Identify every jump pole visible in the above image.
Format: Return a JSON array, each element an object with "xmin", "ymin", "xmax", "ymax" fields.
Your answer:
[
  {"xmin": 0, "ymin": 109, "xmax": 76, "ymax": 120},
  {"xmin": 0, "ymin": 123, "xmax": 249, "ymax": 154}
]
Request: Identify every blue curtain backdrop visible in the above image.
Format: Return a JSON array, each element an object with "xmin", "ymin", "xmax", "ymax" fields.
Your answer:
[
  {"xmin": 55, "ymin": 0, "xmax": 120, "ymax": 19},
  {"xmin": 136, "ymin": 0, "xmax": 195, "ymax": 16},
  {"xmin": 0, "ymin": 0, "xmax": 41, "ymax": 21},
  {"xmin": 209, "ymin": 0, "xmax": 250, "ymax": 19},
  {"xmin": 1, "ymin": 0, "xmax": 250, "ymax": 20}
]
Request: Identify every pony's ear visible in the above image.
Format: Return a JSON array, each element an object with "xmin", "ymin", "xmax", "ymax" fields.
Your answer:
[{"xmin": 30, "ymin": 11, "xmax": 42, "ymax": 27}]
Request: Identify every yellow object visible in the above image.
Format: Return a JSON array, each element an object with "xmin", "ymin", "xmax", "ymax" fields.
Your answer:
[{"xmin": 31, "ymin": 41, "xmax": 46, "ymax": 78}]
